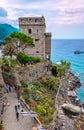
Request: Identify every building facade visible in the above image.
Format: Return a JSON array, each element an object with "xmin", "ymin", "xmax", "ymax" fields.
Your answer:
[{"xmin": 18, "ymin": 16, "xmax": 51, "ymax": 60}]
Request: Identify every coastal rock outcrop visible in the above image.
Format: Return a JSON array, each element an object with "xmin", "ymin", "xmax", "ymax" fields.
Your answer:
[
  {"xmin": 62, "ymin": 103, "xmax": 82, "ymax": 115},
  {"xmin": 48, "ymin": 78, "xmax": 76, "ymax": 130},
  {"xmin": 48, "ymin": 70, "xmax": 82, "ymax": 130},
  {"xmin": 66, "ymin": 70, "xmax": 81, "ymax": 90}
]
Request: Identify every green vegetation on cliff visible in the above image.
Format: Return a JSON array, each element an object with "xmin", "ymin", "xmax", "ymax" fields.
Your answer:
[
  {"xmin": 20, "ymin": 77, "xmax": 59, "ymax": 124},
  {"xmin": 51, "ymin": 60, "xmax": 71, "ymax": 77},
  {"xmin": 17, "ymin": 52, "xmax": 41, "ymax": 65}
]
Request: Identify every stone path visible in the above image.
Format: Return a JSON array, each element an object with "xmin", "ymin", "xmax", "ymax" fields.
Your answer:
[
  {"xmin": 55, "ymin": 78, "xmax": 76, "ymax": 130},
  {"xmin": 3, "ymin": 92, "xmax": 36, "ymax": 130},
  {"xmin": 58, "ymin": 106, "xmax": 74, "ymax": 130}
]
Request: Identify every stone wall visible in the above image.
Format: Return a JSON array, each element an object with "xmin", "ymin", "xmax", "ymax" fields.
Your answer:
[
  {"xmin": 17, "ymin": 61, "xmax": 51, "ymax": 82},
  {"xmin": 19, "ymin": 16, "xmax": 45, "ymax": 59},
  {"xmin": 45, "ymin": 33, "xmax": 51, "ymax": 60},
  {"xmin": 18, "ymin": 16, "xmax": 51, "ymax": 60}
]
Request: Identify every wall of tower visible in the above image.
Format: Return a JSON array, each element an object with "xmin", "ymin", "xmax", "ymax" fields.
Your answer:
[
  {"xmin": 19, "ymin": 16, "xmax": 51, "ymax": 59},
  {"xmin": 45, "ymin": 33, "xmax": 51, "ymax": 60}
]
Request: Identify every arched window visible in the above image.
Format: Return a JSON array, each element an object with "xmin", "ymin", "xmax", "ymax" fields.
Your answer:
[
  {"xmin": 28, "ymin": 29, "xmax": 32, "ymax": 34},
  {"xmin": 35, "ymin": 19, "xmax": 37, "ymax": 22}
]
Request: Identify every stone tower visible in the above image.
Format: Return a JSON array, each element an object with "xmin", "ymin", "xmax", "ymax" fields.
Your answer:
[{"xmin": 18, "ymin": 16, "xmax": 51, "ymax": 60}]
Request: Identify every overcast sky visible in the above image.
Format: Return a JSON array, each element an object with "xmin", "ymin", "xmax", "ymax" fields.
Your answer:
[{"xmin": 0, "ymin": 0, "xmax": 84, "ymax": 39}]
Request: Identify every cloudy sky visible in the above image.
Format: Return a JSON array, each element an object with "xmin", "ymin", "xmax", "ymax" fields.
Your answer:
[{"xmin": 0, "ymin": 0, "xmax": 84, "ymax": 39}]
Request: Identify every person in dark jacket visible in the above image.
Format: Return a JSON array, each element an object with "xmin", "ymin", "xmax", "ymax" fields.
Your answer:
[
  {"xmin": 15, "ymin": 105, "xmax": 18, "ymax": 112},
  {"xmin": 16, "ymin": 111, "xmax": 19, "ymax": 120}
]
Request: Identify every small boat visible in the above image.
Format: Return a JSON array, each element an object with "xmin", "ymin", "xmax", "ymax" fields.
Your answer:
[{"xmin": 74, "ymin": 50, "xmax": 84, "ymax": 54}]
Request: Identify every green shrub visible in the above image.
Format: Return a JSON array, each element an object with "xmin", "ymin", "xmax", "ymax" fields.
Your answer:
[
  {"xmin": 23, "ymin": 93, "xmax": 29, "ymax": 102},
  {"xmin": 36, "ymin": 105, "xmax": 46, "ymax": 116},
  {"xmin": 34, "ymin": 57, "xmax": 41, "ymax": 63},
  {"xmin": 0, "ymin": 124, "xmax": 3, "ymax": 129},
  {"xmin": 42, "ymin": 76, "xmax": 47, "ymax": 84},
  {"xmin": 33, "ymin": 94, "xmax": 40, "ymax": 101},
  {"xmin": 48, "ymin": 76, "xmax": 56, "ymax": 90},
  {"xmin": 52, "ymin": 65, "xmax": 58, "ymax": 76},
  {"xmin": 28, "ymin": 84, "xmax": 35, "ymax": 90},
  {"xmin": 20, "ymin": 81, "xmax": 29, "ymax": 88},
  {"xmin": 17, "ymin": 52, "xmax": 41, "ymax": 65},
  {"xmin": 4, "ymin": 71, "xmax": 13, "ymax": 77}
]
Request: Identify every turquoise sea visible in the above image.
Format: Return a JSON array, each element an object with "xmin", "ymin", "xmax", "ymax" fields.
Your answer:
[{"xmin": 51, "ymin": 39, "xmax": 84, "ymax": 103}]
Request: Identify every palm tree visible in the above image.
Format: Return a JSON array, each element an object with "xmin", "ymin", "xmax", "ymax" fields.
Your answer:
[{"xmin": 2, "ymin": 44, "xmax": 16, "ymax": 57}]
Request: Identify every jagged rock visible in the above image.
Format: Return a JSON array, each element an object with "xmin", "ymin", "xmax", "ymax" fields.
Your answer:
[{"xmin": 62, "ymin": 103, "xmax": 82, "ymax": 115}]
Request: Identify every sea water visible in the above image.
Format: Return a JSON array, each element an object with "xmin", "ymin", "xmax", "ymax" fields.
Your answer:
[{"xmin": 51, "ymin": 39, "xmax": 84, "ymax": 103}]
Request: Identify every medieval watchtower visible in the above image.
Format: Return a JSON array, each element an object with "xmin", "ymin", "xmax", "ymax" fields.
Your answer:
[{"xmin": 19, "ymin": 16, "xmax": 51, "ymax": 60}]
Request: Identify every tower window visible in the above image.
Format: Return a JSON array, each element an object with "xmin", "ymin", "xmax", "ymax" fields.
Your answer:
[
  {"xmin": 35, "ymin": 19, "xmax": 37, "ymax": 22},
  {"xmin": 28, "ymin": 29, "xmax": 32, "ymax": 34},
  {"xmin": 35, "ymin": 39, "xmax": 39, "ymax": 41},
  {"xmin": 35, "ymin": 19, "xmax": 38, "ymax": 22},
  {"xmin": 36, "ymin": 51, "xmax": 39, "ymax": 53}
]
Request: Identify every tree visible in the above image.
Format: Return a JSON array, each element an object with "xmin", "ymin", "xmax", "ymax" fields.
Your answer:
[
  {"xmin": 4, "ymin": 32, "xmax": 35, "ymax": 52},
  {"xmin": 57, "ymin": 60, "xmax": 71, "ymax": 77},
  {"xmin": 2, "ymin": 44, "xmax": 16, "ymax": 57},
  {"xmin": 61, "ymin": 60, "xmax": 71, "ymax": 69}
]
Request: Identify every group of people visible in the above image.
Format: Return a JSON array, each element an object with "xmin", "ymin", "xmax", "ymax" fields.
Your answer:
[
  {"xmin": 5, "ymin": 85, "xmax": 11, "ymax": 93},
  {"xmin": 14, "ymin": 102, "xmax": 24, "ymax": 120},
  {"xmin": 14, "ymin": 103, "xmax": 20, "ymax": 120}
]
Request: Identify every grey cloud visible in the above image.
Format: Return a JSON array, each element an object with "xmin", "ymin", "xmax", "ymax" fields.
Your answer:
[{"xmin": 0, "ymin": 7, "xmax": 8, "ymax": 17}]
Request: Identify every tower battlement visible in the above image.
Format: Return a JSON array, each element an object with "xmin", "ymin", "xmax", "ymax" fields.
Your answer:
[{"xmin": 19, "ymin": 16, "xmax": 45, "ymax": 26}]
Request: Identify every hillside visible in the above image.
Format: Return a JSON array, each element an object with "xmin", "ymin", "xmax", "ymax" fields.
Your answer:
[{"xmin": 0, "ymin": 23, "xmax": 19, "ymax": 41}]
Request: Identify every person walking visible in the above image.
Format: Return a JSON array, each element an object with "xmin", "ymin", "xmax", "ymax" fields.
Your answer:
[
  {"xmin": 17, "ymin": 103, "xmax": 20, "ymax": 109},
  {"xmin": 15, "ymin": 105, "xmax": 18, "ymax": 112},
  {"xmin": 9, "ymin": 86, "xmax": 11, "ymax": 92},
  {"xmin": 16, "ymin": 111, "xmax": 19, "ymax": 120}
]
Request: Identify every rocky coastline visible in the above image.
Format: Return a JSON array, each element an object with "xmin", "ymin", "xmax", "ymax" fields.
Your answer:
[
  {"xmin": 0, "ymin": 62, "xmax": 83, "ymax": 130},
  {"xmin": 48, "ymin": 70, "xmax": 83, "ymax": 130}
]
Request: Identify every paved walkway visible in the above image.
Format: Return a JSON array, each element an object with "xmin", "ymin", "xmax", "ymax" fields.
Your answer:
[{"xmin": 3, "ymin": 92, "xmax": 36, "ymax": 130}]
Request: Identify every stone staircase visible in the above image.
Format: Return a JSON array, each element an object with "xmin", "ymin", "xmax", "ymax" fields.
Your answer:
[
  {"xmin": 58, "ymin": 106, "xmax": 66, "ymax": 130},
  {"xmin": 58, "ymin": 106, "xmax": 75, "ymax": 130}
]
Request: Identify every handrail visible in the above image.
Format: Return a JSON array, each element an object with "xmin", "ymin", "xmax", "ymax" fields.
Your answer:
[{"xmin": 20, "ymin": 98, "xmax": 42, "ymax": 128}]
